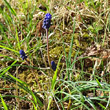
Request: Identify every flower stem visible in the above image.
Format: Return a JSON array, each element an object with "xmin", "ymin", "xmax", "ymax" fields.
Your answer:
[{"xmin": 46, "ymin": 29, "xmax": 51, "ymax": 66}]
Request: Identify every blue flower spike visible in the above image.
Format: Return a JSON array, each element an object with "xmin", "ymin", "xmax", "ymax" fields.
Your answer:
[
  {"xmin": 42, "ymin": 13, "xmax": 52, "ymax": 29},
  {"xmin": 51, "ymin": 61, "xmax": 56, "ymax": 71},
  {"xmin": 19, "ymin": 49, "xmax": 27, "ymax": 60}
]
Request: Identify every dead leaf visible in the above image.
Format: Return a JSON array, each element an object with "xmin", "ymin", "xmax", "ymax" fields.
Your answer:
[{"xmin": 36, "ymin": 20, "xmax": 45, "ymax": 37}]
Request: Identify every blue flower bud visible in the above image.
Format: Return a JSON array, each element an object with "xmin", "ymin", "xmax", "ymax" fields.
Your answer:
[
  {"xmin": 51, "ymin": 61, "xmax": 56, "ymax": 71},
  {"xmin": 42, "ymin": 13, "xmax": 52, "ymax": 29},
  {"xmin": 19, "ymin": 49, "xmax": 27, "ymax": 60}
]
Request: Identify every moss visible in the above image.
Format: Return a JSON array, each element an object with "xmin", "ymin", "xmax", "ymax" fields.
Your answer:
[
  {"xmin": 0, "ymin": 61, "xmax": 3, "ymax": 67},
  {"xmin": 83, "ymin": 33, "xmax": 89, "ymax": 38},
  {"xmin": 81, "ymin": 42, "xmax": 89, "ymax": 49},
  {"xmin": 49, "ymin": 46, "xmax": 63, "ymax": 58},
  {"xmin": 74, "ymin": 33, "xmax": 79, "ymax": 39},
  {"xmin": 19, "ymin": 71, "xmax": 26, "ymax": 82},
  {"xmin": 38, "ymin": 74, "xmax": 51, "ymax": 91},
  {"xmin": 65, "ymin": 47, "xmax": 69, "ymax": 53},
  {"xmin": 74, "ymin": 39, "xmax": 80, "ymax": 47}
]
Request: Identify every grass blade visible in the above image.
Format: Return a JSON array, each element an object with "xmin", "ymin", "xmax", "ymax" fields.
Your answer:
[
  {"xmin": 0, "ymin": 94, "xmax": 8, "ymax": 110},
  {"xmin": 3, "ymin": 0, "xmax": 16, "ymax": 16},
  {"xmin": 68, "ymin": 19, "xmax": 76, "ymax": 65},
  {"xmin": 52, "ymin": 54, "xmax": 62, "ymax": 90},
  {"xmin": 98, "ymin": 103, "xmax": 106, "ymax": 109},
  {"xmin": 96, "ymin": 78, "xmax": 103, "ymax": 88},
  {"xmin": 0, "ymin": 60, "xmax": 17, "ymax": 77},
  {"xmin": 16, "ymin": 28, "xmax": 20, "ymax": 50},
  {"xmin": 0, "ymin": 45, "xmax": 19, "ymax": 53}
]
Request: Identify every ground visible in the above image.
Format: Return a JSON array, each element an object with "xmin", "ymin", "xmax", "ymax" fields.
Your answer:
[{"xmin": 0, "ymin": 0, "xmax": 110, "ymax": 110}]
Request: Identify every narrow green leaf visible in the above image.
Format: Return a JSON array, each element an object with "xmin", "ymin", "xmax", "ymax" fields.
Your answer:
[
  {"xmin": 31, "ymin": 101, "xmax": 37, "ymax": 110},
  {"xmin": 51, "ymin": 54, "xmax": 62, "ymax": 90},
  {"xmin": 0, "ymin": 60, "xmax": 17, "ymax": 77},
  {"xmin": 16, "ymin": 29, "xmax": 20, "ymax": 50},
  {"xmin": 3, "ymin": 0, "xmax": 16, "ymax": 16},
  {"xmin": 0, "ymin": 45, "xmax": 19, "ymax": 53},
  {"xmin": 71, "ymin": 50, "xmax": 79, "ymax": 68},
  {"xmin": 68, "ymin": 19, "xmax": 76, "ymax": 64},
  {"xmin": 8, "ymin": 73, "xmax": 27, "ymax": 86},
  {"xmin": 62, "ymin": 34, "xmax": 69, "ymax": 79},
  {"xmin": 0, "ymin": 94, "xmax": 8, "ymax": 110},
  {"xmin": 98, "ymin": 103, "xmax": 106, "ymax": 109},
  {"xmin": 96, "ymin": 78, "xmax": 103, "ymax": 88}
]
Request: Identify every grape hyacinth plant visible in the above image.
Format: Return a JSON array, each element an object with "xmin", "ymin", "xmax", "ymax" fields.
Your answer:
[
  {"xmin": 42, "ymin": 13, "xmax": 52, "ymax": 29},
  {"xmin": 42, "ymin": 13, "xmax": 52, "ymax": 66},
  {"xmin": 19, "ymin": 49, "xmax": 27, "ymax": 60},
  {"xmin": 51, "ymin": 61, "xmax": 56, "ymax": 71}
]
